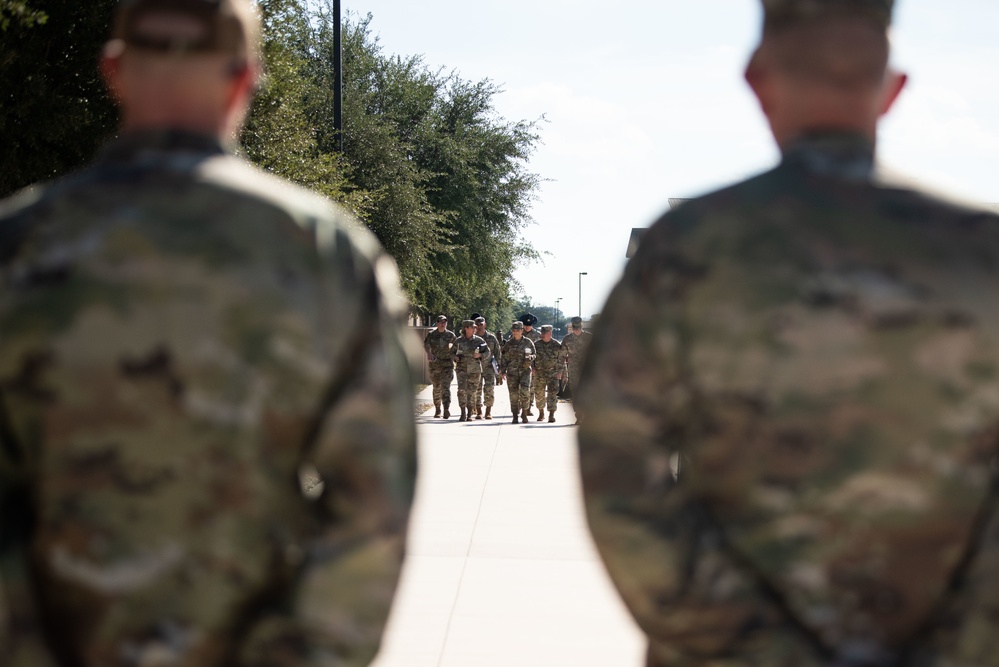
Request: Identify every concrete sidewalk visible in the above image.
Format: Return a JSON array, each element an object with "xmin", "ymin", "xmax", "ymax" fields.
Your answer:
[{"xmin": 371, "ymin": 380, "xmax": 645, "ymax": 667}]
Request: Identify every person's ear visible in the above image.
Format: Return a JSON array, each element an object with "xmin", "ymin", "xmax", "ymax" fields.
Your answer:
[
  {"xmin": 878, "ymin": 68, "xmax": 907, "ymax": 116},
  {"xmin": 100, "ymin": 43, "xmax": 125, "ymax": 104}
]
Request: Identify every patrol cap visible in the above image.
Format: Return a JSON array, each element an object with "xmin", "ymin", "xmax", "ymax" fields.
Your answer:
[
  {"xmin": 540, "ymin": 324, "xmax": 553, "ymax": 333},
  {"xmin": 461, "ymin": 319, "xmax": 476, "ymax": 328},
  {"xmin": 111, "ymin": 0, "xmax": 259, "ymax": 56},
  {"xmin": 761, "ymin": 0, "xmax": 894, "ymax": 31},
  {"xmin": 511, "ymin": 321, "xmax": 525, "ymax": 330},
  {"xmin": 436, "ymin": 315, "xmax": 448, "ymax": 322},
  {"xmin": 570, "ymin": 316, "xmax": 583, "ymax": 327},
  {"xmin": 474, "ymin": 316, "xmax": 486, "ymax": 325}
]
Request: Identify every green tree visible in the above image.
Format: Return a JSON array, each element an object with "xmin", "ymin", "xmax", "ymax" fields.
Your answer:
[
  {"xmin": 1, "ymin": 1, "xmax": 46, "ymax": 32},
  {"xmin": 303, "ymin": 6, "xmax": 542, "ymax": 321},
  {"xmin": 240, "ymin": 0, "xmax": 361, "ymax": 209},
  {"xmin": 0, "ymin": 0, "xmax": 117, "ymax": 197}
]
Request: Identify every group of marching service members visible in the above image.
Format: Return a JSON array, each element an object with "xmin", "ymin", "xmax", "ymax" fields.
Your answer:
[{"xmin": 423, "ymin": 312, "xmax": 592, "ymax": 424}]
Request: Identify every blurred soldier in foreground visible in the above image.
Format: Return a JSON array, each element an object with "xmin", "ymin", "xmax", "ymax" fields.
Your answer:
[
  {"xmin": 578, "ymin": 1, "xmax": 999, "ymax": 666},
  {"xmin": 474, "ymin": 316, "xmax": 501, "ymax": 420},
  {"xmin": 0, "ymin": 1, "xmax": 416, "ymax": 665},
  {"xmin": 452, "ymin": 319, "xmax": 489, "ymax": 422},
  {"xmin": 532, "ymin": 324, "xmax": 565, "ymax": 423},
  {"xmin": 500, "ymin": 321, "xmax": 536, "ymax": 424},
  {"xmin": 560, "ymin": 315, "xmax": 592, "ymax": 424},
  {"xmin": 424, "ymin": 314, "xmax": 456, "ymax": 418}
]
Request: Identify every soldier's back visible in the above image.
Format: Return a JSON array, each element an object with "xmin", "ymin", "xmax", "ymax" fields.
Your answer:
[
  {"xmin": 579, "ymin": 142, "xmax": 999, "ymax": 665},
  {"xmin": 0, "ymin": 132, "xmax": 416, "ymax": 665}
]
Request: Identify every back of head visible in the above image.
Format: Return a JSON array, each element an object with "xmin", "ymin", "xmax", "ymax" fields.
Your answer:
[
  {"xmin": 748, "ymin": 0, "xmax": 900, "ymax": 146},
  {"xmin": 110, "ymin": 0, "xmax": 260, "ymax": 62},
  {"xmin": 104, "ymin": 0, "xmax": 262, "ymax": 138}
]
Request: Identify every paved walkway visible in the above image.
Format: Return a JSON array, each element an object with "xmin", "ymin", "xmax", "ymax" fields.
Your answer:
[{"xmin": 371, "ymin": 379, "xmax": 646, "ymax": 667}]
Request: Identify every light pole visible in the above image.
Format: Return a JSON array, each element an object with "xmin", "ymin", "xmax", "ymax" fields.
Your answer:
[
  {"xmin": 578, "ymin": 272, "xmax": 587, "ymax": 320},
  {"xmin": 554, "ymin": 297, "xmax": 562, "ymax": 336}
]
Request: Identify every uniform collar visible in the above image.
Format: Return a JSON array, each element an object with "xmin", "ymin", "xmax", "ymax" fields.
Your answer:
[
  {"xmin": 781, "ymin": 131, "xmax": 875, "ymax": 182},
  {"xmin": 96, "ymin": 129, "xmax": 227, "ymax": 165}
]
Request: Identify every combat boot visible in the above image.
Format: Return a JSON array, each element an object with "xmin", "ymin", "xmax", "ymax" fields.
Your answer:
[
  {"xmin": 521, "ymin": 409, "xmax": 528, "ymax": 424},
  {"xmin": 484, "ymin": 406, "xmax": 492, "ymax": 420},
  {"xmin": 525, "ymin": 406, "xmax": 533, "ymax": 416},
  {"xmin": 434, "ymin": 403, "xmax": 442, "ymax": 418},
  {"xmin": 459, "ymin": 407, "xmax": 467, "ymax": 422},
  {"xmin": 537, "ymin": 409, "xmax": 545, "ymax": 422},
  {"xmin": 512, "ymin": 412, "xmax": 519, "ymax": 424},
  {"xmin": 475, "ymin": 405, "xmax": 483, "ymax": 420},
  {"xmin": 443, "ymin": 403, "xmax": 450, "ymax": 419},
  {"xmin": 548, "ymin": 413, "xmax": 556, "ymax": 423}
]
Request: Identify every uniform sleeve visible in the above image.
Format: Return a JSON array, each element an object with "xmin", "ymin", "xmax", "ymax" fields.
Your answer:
[
  {"xmin": 288, "ymin": 230, "xmax": 417, "ymax": 664},
  {"xmin": 0, "ymin": 456, "xmax": 60, "ymax": 667},
  {"xmin": 914, "ymin": 488, "xmax": 999, "ymax": 666}
]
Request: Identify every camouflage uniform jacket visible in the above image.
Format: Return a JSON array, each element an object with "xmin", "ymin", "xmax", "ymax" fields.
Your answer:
[
  {"xmin": 523, "ymin": 328, "xmax": 541, "ymax": 345},
  {"xmin": 0, "ymin": 130, "xmax": 417, "ymax": 667},
  {"xmin": 480, "ymin": 331, "xmax": 501, "ymax": 375},
  {"xmin": 452, "ymin": 334, "xmax": 490, "ymax": 373},
  {"xmin": 424, "ymin": 328, "xmax": 456, "ymax": 366},
  {"xmin": 500, "ymin": 337, "xmax": 536, "ymax": 375},
  {"xmin": 533, "ymin": 338, "xmax": 566, "ymax": 376},
  {"xmin": 560, "ymin": 329, "xmax": 592, "ymax": 369},
  {"xmin": 577, "ymin": 132, "xmax": 999, "ymax": 667}
]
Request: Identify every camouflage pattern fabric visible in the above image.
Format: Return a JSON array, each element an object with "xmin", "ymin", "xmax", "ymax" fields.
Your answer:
[
  {"xmin": 453, "ymin": 334, "xmax": 488, "ymax": 409},
  {"xmin": 560, "ymin": 328, "xmax": 592, "ymax": 396},
  {"xmin": 428, "ymin": 365, "xmax": 454, "ymax": 407},
  {"xmin": 501, "ymin": 337, "xmax": 535, "ymax": 413},
  {"xmin": 0, "ymin": 130, "xmax": 417, "ymax": 667},
  {"xmin": 533, "ymin": 338, "xmax": 566, "ymax": 413},
  {"xmin": 577, "ymin": 132, "xmax": 999, "ymax": 667},
  {"xmin": 523, "ymin": 328, "xmax": 542, "ymax": 409},
  {"xmin": 424, "ymin": 327, "xmax": 456, "ymax": 407},
  {"xmin": 475, "ymin": 331, "xmax": 501, "ymax": 409}
]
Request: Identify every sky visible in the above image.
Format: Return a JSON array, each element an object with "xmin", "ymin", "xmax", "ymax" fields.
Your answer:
[{"xmin": 341, "ymin": 0, "xmax": 999, "ymax": 321}]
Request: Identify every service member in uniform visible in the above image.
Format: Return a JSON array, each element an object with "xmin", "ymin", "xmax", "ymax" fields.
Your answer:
[
  {"xmin": 520, "ymin": 313, "xmax": 542, "ymax": 415},
  {"xmin": 577, "ymin": 2, "xmax": 999, "ymax": 666},
  {"xmin": 452, "ymin": 319, "xmax": 489, "ymax": 422},
  {"xmin": 500, "ymin": 320, "xmax": 536, "ymax": 424},
  {"xmin": 0, "ymin": 1, "xmax": 416, "ymax": 665},
  {"xmin": 474, "ymin": 315, "xmax": 502, "ymax": 420},
  {"xmin": 532, "ymin": 324, "xmax": 565, "ymax": 423},
  {"xmin": 424, "ymin": 314, "xmax": 456, "ymax": 418},
  {"xmin": 560, "ymin": 316, "xmax": 592, "ymax": 423}
]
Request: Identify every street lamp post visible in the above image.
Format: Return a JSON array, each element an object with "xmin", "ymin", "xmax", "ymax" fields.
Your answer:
[
  {"xmin": 555, "ymin": 297, "xmax": 562, "ymax": 336},
  {"xmin": 578, "ymin": 272, "xmax": 588, "ymax": 320}
]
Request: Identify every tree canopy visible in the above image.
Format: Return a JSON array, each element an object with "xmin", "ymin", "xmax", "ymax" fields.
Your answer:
[{"xmin": 0, "ymin": 0, "xmax": 543, "ymax": 325}]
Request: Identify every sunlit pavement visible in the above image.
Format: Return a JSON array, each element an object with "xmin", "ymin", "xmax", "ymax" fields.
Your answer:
[{"xmin": 371, "ymin": 379, "xmax": 646, "ymax": 667}]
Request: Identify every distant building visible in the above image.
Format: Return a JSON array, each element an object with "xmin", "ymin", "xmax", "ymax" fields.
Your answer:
[{"xmin": 625, "ymin": 198, "xmax": 689, "ymax": 258}]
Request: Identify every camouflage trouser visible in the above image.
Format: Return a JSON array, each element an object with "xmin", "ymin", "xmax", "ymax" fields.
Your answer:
[
  {"xmin": 505, "ymin": 371, "xmax": 532, "ymax": 413},
  {"xmin": 430, "ymin": 363, "xmax": 454, "ymax": 406},
  {"xmin": 567, "ymin": 363, "xmax": 584, "ymax": 399},
  {"xmin": 476, "ymin": 369, "xmax": 496, "ymax": 408},
  {"xmin": 533, "ymin": 371, "xmax": 560, "ymax": 413},
  {"xmin": 456, "ymin": 369, "xmax": 482, "ymax": 409}
]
